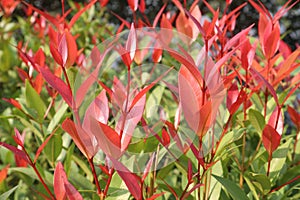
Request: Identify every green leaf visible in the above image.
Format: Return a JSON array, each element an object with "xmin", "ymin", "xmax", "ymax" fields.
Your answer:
[
  {"xmin": 249, "ymin": 109, "xmax": 265, "ymax": 135},
  {"xmin": 249, "ymin": 173, "xmax": 271, "ymax": 195},
  {"xmin": 244, "ymin": 176, "xmax": 260, "ymax": 200},
  {"xmin": 25, "ymin": 80, "xmax": 46, "ymax": 122},
  {"xmin": 212, "ymin": 175, "xmax": 249, "ymax": 200},
  {"xmin": 0, "ymin": 185, "xmax": 18, "ymax": 199},
  {"xmin": 47, "ymin": 103, "xmax": 68, "ymax": 133},
  {"xmin": 44, "ymin": 133, "xmax": 62, "ymax": 163}
]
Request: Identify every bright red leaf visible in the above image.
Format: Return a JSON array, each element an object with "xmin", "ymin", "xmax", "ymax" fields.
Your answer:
[{"xmin": 262, "ymin": 124, "xmax": 281, "ymax": 156}]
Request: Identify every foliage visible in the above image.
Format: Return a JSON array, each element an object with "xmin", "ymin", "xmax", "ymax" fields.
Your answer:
[{"xmin": 0, "ymin": 0, "xmax": 300, "ymax": 199}]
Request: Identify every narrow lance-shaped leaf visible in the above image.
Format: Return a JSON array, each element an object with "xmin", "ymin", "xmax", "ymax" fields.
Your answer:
[
  {"xmin": 34, "ymin": 128, "xmax": 57, "ymax": 163},
  {"xmin": 110, "ymin": 157, "xmax": 142, "ymax": 200},
  {"xmin": 39, "ymin": 66, "xmax": 73, "ymax": 108}
]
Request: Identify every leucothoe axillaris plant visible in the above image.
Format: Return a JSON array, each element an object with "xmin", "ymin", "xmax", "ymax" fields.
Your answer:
[{"xmin": 0, "ymin": 0, "xmax": 299, "ymax": 199}]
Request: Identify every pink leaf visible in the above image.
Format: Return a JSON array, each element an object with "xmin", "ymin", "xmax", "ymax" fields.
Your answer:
[
  {"xmin": 65, "ymin": 182, "xmax": 84, "ymax": 200},
  {"xmin": 39, "ymin": 66, "xmax": 73, "ymax": 108},
  {"xmin": 110, "ymin": 157, "xmax": 142, "ymax": 200},
  {"xmin": 152, "ymin": 4, "xmax": 167, "ymax": 27},
  {"xmin": 126, "ymin": 23, "xmax": 137, "ymax": 65},
  {"xmin": 142, "ymin": 154, "xmax": 155, "ymax": 181},
  {"xmin": 116, "ymin": 94, "xmax": 146, "ymax": 152},
  {"xmin": 83, "ymin": 90, "xmax": 109, "ymax": 130},
  {"xmin": 262, "ymin": 124, "xmax": 281, "ymax": 156},
  {"xmin": 54, "ymin": 162, "xmax": 67, "ymax": 200}
]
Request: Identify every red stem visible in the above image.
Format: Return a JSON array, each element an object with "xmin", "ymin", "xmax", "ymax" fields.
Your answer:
[
  {"xmin": 269, "ymin": 175, "xmax": 300, "ymax": 193},
  {"xmin": 23, "ymin": 148, "xmax": 55, "ymax": 199},
  {"xmin": 103, "ymin": 169, "xmax": 114, "ymax": 197},
  {"xmin": 88, "ymin": 158, "xmax": 102, "ymax": 196}
]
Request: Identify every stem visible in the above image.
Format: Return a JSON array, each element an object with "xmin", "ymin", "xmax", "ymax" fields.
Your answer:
[
  {"xmin": 103, "ymin": 169, "xmax": 114, "ymax": 198},
  {"xmin": 267, "ymin": 152, "xmax": 272, "ymax": 177},
  {"xmin": 24, "ymin": 149, "xmax": 55, "ymax": 199},
  {"xmin": 88, "ymin": 158, "xmax": 102, "ymax": 196},
  {"xmin": 269, "ymin": 175, "xmax": 300, "ymax": 193}
]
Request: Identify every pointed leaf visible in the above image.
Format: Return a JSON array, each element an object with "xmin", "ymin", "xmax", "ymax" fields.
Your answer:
[
  {"xmin": 110, "ymin": 157, "xmax": 142, "ymax": 200},
  {"xmin": 39, "ymin": 66, "xmax": 73, "ymax": 107},
  {"xmin": 90, "ymin": 118, "xmax": 121, "ymax": 158},
  {"xmin": 0, "ymin": 165, "xmax": 10, "ymax": 183},
  {"xmin": 127, "ymin": 0, "xmax": 138, "ymax": 11},
  {"xmin": 54, "ymin": 162, "xmax": 67, "ymax": 200},
  {"xmin": 25, "ymin": 79, "xmax": 46, "ymax": 122},
  {"xmin": 65, "ymin": 182, "xmax": 84, "ymax": 200},
  {"xmin": 34, "ymin": 128, "xmax": 56, "ymax": 163},
  {"xmin": 142, "ymin": 154, "xmax": 155, "ymax": 181},
  {"xmin": 69, "ymin": 0, "xmax": 98, "ymax": 28},
  {"xmin": 0, "ymin": 142, "xmax": 29, "ymax": 164},
  {"xmin": 126, "ymin": 23, "xmax": 137, "ymax": 62},
  {"xmin": 213, "ymin": 175, "xmax": 249, "ymax": 200},
  {"xmin": 262, "ymin": 124, "xmax": 281, "ymax": 155}
]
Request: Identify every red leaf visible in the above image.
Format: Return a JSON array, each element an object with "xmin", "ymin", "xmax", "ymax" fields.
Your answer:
[
  {"xmin": 34, "ymin": 48, "xmax": 46, "ymax": 67},
  {"xmin": 33, "ymin": 73, "xmax": 44, "ymax": 94},
  {"xmin": 152, "ymin": 44, "xmax": 162, "ymax": 63},
  {"xmin": 160, "ymin": 14, "xmax": 173, "ymax": 44},
  {"xmin": 139, "ymin": 0, "xmax": 145, "ymax": 13},
  {"xmin": 146, "ymin": 192, "xmax": 165, "ymax": 200},
  {"xmin": 62, "ymin": 118, "xmax": 97, "ymax": 159},
  {"xmin": 224, "ymin": 25, "xmax": 253, "ymax": 52},
  {"xmin": 39, "ymin": 66, "xmax": 73, "ymax": 108},
  {"xmin": 0, "ymin": 142, "xmax": 29, "ymax": 164},
  {"xmin": 152, "ymin": 4, "xmax": 167, "ymax": 27},
  {"xmin": 250, "ymin": 68, "xmax": 279, "ymax": 106},
  {"xmin": 161, "ymin": 128, "xmax": 170, "ymax": 147},
  {"xmin": 129, "ymin": 67, "xmax": 172, "ymax": 111},
  {"xmin": 50, "ymin": 42, "xmax": 63, "ymax": 66},
  {"xmin": 13, "ymin": 128, "xmax": 24, "ymax": 147},
  {"xmin": 54, "ymin": 162, "xmax": 67, "ymax": 200},
  {"xmin": 69, "ymin": 0, "xmax": 97, "ymax": 28},
  {"xmin": 110, "ymin": 157, "xmax": 142, "ymax": 200},
  {"xmin": 127, "ymin": 0, "xmax": 139, "ymax": 12},
  {"xmin": 64, "ymin": 31, "xmax": 78, "ymax": 68},
  {"xmin": 226, "ymin": 83, "xmax": 239, "ymax": 110},
  {"xmin": 90, "ymin": 119, "xmax": 121, "ymax": 158},
  {"xmin": 99, "ymin": 0, "xmax": 109, "ymax": 7},
  {"xmin": 16, "ymin": 67, "xmax": 29, "ymax": 82},
  {"xmin": 176, "ymin": 12, "xmax": 193, "ymax": 43},
  {"xmin": 0, "ymin": 165, "xmax": 10, "ymax": 183},
  {"xmin": 3, "ymin": 98, "xmax": 22, "ymax": 110},
  {"xmin": 187, "ymin": 159, "xmax": 192, "ymax": 181},
  {"xmin": 228, "ymin": 89, "xmax": 247, "ymax": 115},
  {"xmin": 287, "ymin": 106, "xmax": 300, "ymax": 129},
  {"xmin": 262, "ymin": 124, "xmax": 281, "ymax": 156},
  {"xmin": 34, "ymin": 129, "xmax": 56, "ymax": 163},
  {"xmin": 268, "ymin": 106, "xmax": 283, "ymax": 136},
  {"xmin": 264, "ymin": 24, "xmax": 280, "ymax": 58},
  {"xmin": 22, "ymin": 1, "xmax": 60, "ymax": 29}
]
